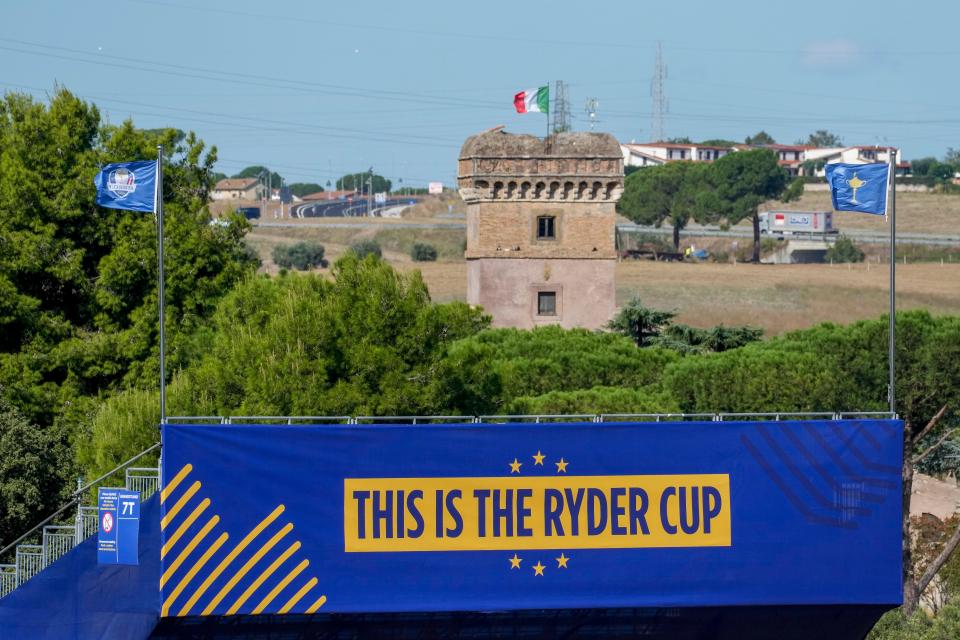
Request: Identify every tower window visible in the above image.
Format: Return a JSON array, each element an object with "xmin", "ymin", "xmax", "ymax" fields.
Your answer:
[
  {"xmin": 537, "ymin": 216, "xmax": 556, "ymax": 239},
  {"xmin": 537, "ymin": 291, "xmax": 557, "ymax": 316}
]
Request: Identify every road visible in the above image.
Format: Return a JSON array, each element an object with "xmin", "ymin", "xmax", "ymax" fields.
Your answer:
[
  {"xmin": 288, "ymin": 198, "xmax": 417, "ymax": 219},
  {"xmin": 254, "ymin": 217, "xmax": 960, "ymax": 246}
]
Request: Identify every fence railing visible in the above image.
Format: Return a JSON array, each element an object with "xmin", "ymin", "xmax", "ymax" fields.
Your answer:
[
  {"xmin": 0, "ymin": 444, "xmax": 161, "ymax": 600},
  {"xmin": 167, "ymin": 412, "xmax": 899, "ymax": 424}
]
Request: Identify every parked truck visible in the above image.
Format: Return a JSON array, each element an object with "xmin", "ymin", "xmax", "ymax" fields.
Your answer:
[{"xmin": 758, "ymin": 210, "xmax": 836, "ymax": 235}]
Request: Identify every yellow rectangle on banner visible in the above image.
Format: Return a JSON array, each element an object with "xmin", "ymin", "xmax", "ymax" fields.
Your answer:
[{"xmin": 344, "ymin": 474, "xmax": 730, "ymax": 552}]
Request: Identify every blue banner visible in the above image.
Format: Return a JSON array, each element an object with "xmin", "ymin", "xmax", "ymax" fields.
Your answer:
[
  {"xmin": 97, "ymin": 488, "xmax": 140, "ymax": 565},
  {"xmin": 826, "ymin": 162, "xmax": 890, "ymax": 215},
  {"xmin": 159, "ymin": 420, "xmax": 902, "ymax": 618},
  {"xmin": 93, "ymin": 160, "xmax": 157, "ymax": 212}
]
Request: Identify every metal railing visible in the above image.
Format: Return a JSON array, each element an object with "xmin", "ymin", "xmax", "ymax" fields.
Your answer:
[
  {"xmin": 167, "ymin": 412, "xmax": 898, "ymax": 425},
  {"xmin": 0, "ymin": 443, "xmax": 162, "ymax": 600}
]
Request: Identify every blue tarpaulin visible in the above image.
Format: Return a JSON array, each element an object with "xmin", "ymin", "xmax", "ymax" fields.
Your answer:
[
  {"xmin": 0, "ymin": 495, "xmax": 160, "ymax": 639},
  {"xmin": 0, "ymin": 419, "xmax": 903, "ymax": 639}
]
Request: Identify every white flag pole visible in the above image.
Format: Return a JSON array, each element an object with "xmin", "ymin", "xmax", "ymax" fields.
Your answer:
[
  {"xmin": 887, "ymin": 150, "xmax": 896, "ymax": 415},
  {"xmin": 156, "ymin": 145, "xmax": 166, "ymax": 424}
]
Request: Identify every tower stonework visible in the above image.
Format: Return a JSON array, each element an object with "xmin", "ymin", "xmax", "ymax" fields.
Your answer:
[{"xmin": 458, "ymin": 130, "xmax": 623, "ymax": 329}]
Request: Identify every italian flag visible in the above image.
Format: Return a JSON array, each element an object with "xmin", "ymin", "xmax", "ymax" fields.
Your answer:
[{"xmin": 514, "ymin": 86, "xmax": 549, "ymax": 114}]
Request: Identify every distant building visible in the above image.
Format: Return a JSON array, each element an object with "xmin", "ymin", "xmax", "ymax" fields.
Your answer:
[
  {"xmin": 211, "ymin": 178, "xmax": 261, "ymax": 201},
  {"xmin": 458, "ymin": 130, "xmax": 623, "ymax": 330},
  {"xmin": 621, "ymin": 141, "xmax": 907, "ymax": 177}
]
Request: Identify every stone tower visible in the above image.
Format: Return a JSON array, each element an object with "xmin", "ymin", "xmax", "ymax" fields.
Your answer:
[{"xmin": 457, "ymin": 130, "xmax": 623, "ymax": 329}]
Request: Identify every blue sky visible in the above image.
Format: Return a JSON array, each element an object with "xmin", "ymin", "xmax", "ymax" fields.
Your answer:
[{"xmin": 2, "ymin": 0, "xmax": 957, "ymax": 187}]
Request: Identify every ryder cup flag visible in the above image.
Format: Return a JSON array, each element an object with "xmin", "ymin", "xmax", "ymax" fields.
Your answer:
[
  {"xmin": 826, "ymin": 162, "xmax": 890, "ymax": 215},
  {"xmin": 514, "ymin": 86, "xmax": 549, "ymax": 114},
  {"xmin": 93, "ymin": 160, "xmax": 158, "ymax": 212}
]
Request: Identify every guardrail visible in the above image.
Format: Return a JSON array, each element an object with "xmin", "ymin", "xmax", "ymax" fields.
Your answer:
[{"xmin": 0, "ymin": 445, "xmax": 161, "ymax": 600}]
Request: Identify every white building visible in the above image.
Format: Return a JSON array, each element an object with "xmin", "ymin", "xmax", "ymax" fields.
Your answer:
[{"xmin": 211, "ymin": 178, "xmax": 261, "ymax": 201}]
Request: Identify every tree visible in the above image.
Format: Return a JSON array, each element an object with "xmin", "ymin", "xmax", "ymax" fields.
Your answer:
[
  {"xmin": 337, "ymin": 171, "xmax": 391, "ymax": 194},
  {"xmin": 287, "ymin": 182, "xmax": 324, "ymax": 198},
  {"xmin": 0, "ymin": 400, "xmax": 72, "ymax": 544},
  {"xmin": 699, "ymin": 139, "xmax": 737, "ymax": 147},
  {"xmin": 618, "ymin": 162, "xmax": 713, "ymax": 250},
  {"xmin": 350, "ymin": 240, "xmax": 382, "ymax": 259},
  {"xmin": 710, "ymin": 149, "xmax": 797, "ymax": 262},
  {"xmin": 944, "ymin": 148, "xmax": 960, "ymax": 169},
  {"xmin": 805, "ymin": 129, "xmax": 843, "ymax": 147},
  {"xmin": 825, "ymin": 235, "xmax": 865, "ymax": 263},
  {"xmin": 607, "ymin": 297, "xmax": 675, "ymax": 347},
  {"xmin": 912, "ymin": 157, "xmax": 938, "ymax": 177},
  {"xmin": 411, "ymin": 243, "xmax": 438, "ymax": 262},
  {"xmin": 272, "ymin": 242, "xmax": 326, "ymax": 270},
  {"xmin": 667, "ymin": 136, "xmax": 692, "ymax": 144},
  {"xmin": 233, "ymin": 165, "xmax": 282, "ymax": 191},
  {"xmin": 744, "ymin": 130, "xmax": 776, "ymax": 145}
]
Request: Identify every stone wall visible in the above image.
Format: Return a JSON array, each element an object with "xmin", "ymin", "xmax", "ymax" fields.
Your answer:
[{"xmin": 458, "ymin": 129, "xmax": 623, "ymax": 330}]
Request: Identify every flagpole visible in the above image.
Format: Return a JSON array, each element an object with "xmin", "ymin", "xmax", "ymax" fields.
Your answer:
[
  {"xmin": 156, "ymin": 144, "xmax": 167, "ymax": 424},
  {"xmin": 888, "ymin": 149, "xmax": 896, "ymax": 415}
]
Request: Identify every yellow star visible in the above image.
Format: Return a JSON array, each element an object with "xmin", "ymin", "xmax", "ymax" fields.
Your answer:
[
  {"xmin": 533, "ymin": 561, "xmax": 545, "ymax": 576},
  {"xmin": 509, "ymin": 458, "xmax": 522, "ymax": 474},
  {"xmin": 532, "ymin": 450, "xmax": 546, "ymax": 466},
  {"xmin": 509, "ymin": 554, "xmax": 522, "ymax": 569},
  {"xmin": 556, "ymin": 553, "xmax": 569, "ymax": 569},
  {"xmin": 555, "ymin": 458, "xmax": 569, "ymax": 473}
]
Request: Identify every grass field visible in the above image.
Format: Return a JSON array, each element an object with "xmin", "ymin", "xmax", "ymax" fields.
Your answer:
[{"xmin": 247, "ymin": 189, "xmax": 960, "ymax": 335}]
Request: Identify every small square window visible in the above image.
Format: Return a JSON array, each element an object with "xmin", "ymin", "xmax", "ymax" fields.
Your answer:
[
  {"xmin": 537, "ymin": 216, "xmax": 556, "ymax": 240},
  {"xmin": 537, "ymin": 291, "xmax": 557, "ymax": 316}
]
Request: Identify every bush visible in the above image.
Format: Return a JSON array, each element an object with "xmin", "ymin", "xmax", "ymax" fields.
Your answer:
[
  {"xmin": 272, "ymin": 242, "xmax": 326, "ymax": 270},
  {"xmin": 826, "ymin": 235, "xmax": 865, "ymax": 263},
  {"xmin": 411, "ymin": 243, "xmax": 438, "ymax": 262},
  {"xmin": 350, "ymin": 240, "xmax": 382, "ymax": 259}
]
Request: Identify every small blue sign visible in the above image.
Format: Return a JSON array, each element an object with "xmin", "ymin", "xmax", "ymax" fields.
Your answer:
[{"xmin": 97, "ymin": 488, "xmax": 140, "ymax": 565}]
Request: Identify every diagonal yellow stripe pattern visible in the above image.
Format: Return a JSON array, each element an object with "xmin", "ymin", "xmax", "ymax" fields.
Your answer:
[
  {"xmin": 225, "ymin": 541, "xmax": 300, "ymax": 616},
  {"xmin": 252, "ymin": 559, "xmax": 309, "ymax": 615},
  {"xmin": 200, "ymin": 522, "xmax": 293, "ymax": 616},
  {"xmin": 305, "ymin": 595, "xmax": 327, "ymax": 614},
  {"xmin": 161, "ymin": 481, "xmax": 201, "ymax": 530},
  {"xmin": 162, "ymin": 498, "xmax": 210, "ymax": 560},
  {"xmin": 160, "ymin": 464, "xmax": 193, "ymax": 504},
  {"xmin": 175, "ymin": 505, "xmax": 286, "ymax": 617},
  {"xmin": 278, "ymin": 577, "xmax": 317, "ymax": 614},
  {"xmin": 161, "ymin": 532, "xmax": 229, "ymax": 617},
  {"xmin": 161, "ymin": 515, "xmax": 219, "ymax": 589}
]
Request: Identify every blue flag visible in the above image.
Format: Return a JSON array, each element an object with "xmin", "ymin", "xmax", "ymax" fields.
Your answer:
[
  {"xmin": 93, "ymin": 160, "xmax": 157, "ymax": 212},
  {"xmin": 825, "ymin": 162, "xmax": 889, "ymax": 216}
]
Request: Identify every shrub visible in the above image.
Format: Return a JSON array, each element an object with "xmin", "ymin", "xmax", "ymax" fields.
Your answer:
[
  {"xmin": 826, "ymin": 235, "xmax": 865, "ymax": 263},
  {"xmin": 272, "ymin": 242, "xmax": 326, "ymax": 270},
  {"xmin": 411, "ymin": 243, "xmax": 438, "ymax": 262},
  {"xmin": 350, "ymin": 240, "xmax": 382, "ymax": 259}
]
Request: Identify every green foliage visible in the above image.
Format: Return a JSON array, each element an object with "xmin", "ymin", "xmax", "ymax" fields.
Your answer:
[
  {"xmin": 607, "ymin": 297, "xmax": 675, "ymax": 347},
  {"xmin": 618, "ymin": 162, "xmax": 715, "ymax": 250},
  {"xmin": 805, "ymin": 130, "xmax": 843, "ymax": 147},
  {"xmin": 0, "ymin": 88, "xmax": 257, "ymax": 427},
  {"xmin": 436, "ymin": 326, "xmax": 679, "ymax": 415},
  {"xmin": 233, "ymin": 165, "xmax": 281, "ymax": 189},
  {"xmin": 287, "ymin": 182, "xmax": 324, "ymax": 197},
  {"xmin": 351, "ymin": 240, "xmax": 382, "ymax": 259},
  {"xmin": 744, "ymin": 130, "xmax": 776, "ymax": 145},
  {"xmin": 81, "ymin": 256, "xmax": 490, "ymax": 476},
  {"xmin": 506, "ymin": 386, "xmax": 679, "ymax": 415},
  {"xmin": 666, "ymin": 136, "xmax": 692, "ymax": 144},
  {"xmin": 272, "ymin": 242, "xmax": 326, "ymax": 270},
  {"xmin": 0, "ymin": 400, "xmax": 72, "ymax": 544},
  {"xmin": 867, "ymin": 609, "xmax": 932, "ymax": 640},
  {"xmin": 826, "ymin": 235, "xmax": 866, "ymax": 263},
  {"xmin": 912, "ymin": 157, "xmax": 939, "ymax": 177},
  {"xmin": 699, "ymin": 139, "xmax": 737, "ymax": 147},
  {"xmin": 411, "ymin": 243, "xmax": 438, "ymax": 262},
  {"xmin": 711, "ymin": 149, "xmax": 792, "ymax": 261},
  {"xmin": 652, "ymin": 324, "xmax": 764, "ymax": 354},
  {"xmin": 337, "ymin": 172, "xmax": 392, "ymax": 194}
]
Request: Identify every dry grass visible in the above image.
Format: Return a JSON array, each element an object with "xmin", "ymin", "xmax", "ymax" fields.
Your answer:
[
  {"xmin": 758, "ymin": 191, "xmax": 960, "ymax": 235},
  {"xmin": 407, "ymin": 260, "xmax": 960, "ymax": 335}
]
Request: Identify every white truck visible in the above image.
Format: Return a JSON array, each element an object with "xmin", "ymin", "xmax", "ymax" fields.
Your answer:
[{"xmin": 759, "ymin": 210, "xmax": 836, "ymax": 235}]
